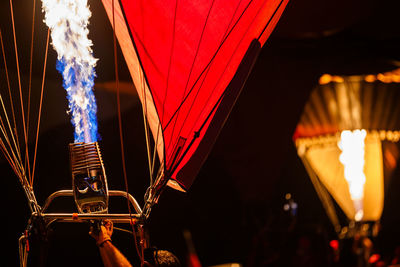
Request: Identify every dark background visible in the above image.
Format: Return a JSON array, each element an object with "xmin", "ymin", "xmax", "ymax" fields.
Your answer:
[{"xmin": 2, "ymin": 0, "xmax": 400, "ymax": 266}]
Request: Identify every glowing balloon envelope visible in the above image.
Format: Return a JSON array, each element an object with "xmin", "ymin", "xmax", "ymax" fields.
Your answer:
[
  {"xmin": 294, "ymin": 69, "xmax": 400, "ymax": 235},
  {"xmin": 101, "ymin": 0, "xmax": 290, "ymax": 196}
]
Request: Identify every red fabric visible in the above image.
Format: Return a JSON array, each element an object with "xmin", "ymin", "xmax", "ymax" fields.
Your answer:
[
  {"xmin": 187, "ymin": 253, "xmax": 202, "ymax": 267},
  {"xmin": 118, "ymin": 0, "xmax": 288, "ymax": 188}
]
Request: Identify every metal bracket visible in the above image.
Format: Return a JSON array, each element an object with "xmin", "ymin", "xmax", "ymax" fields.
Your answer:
[{"xmin": 40, "ymin": 190, "xmax": 142, "ymax": 226}]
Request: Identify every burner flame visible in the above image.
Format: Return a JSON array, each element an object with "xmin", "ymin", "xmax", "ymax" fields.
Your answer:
[{"xmin": 42, "ymin": 0, "xmax": 99, "ymax": 143}]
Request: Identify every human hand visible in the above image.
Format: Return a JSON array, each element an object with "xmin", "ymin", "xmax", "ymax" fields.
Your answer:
[{"xmin": 89, "ymin": 219, "xmax": 113, "ymax": 246}]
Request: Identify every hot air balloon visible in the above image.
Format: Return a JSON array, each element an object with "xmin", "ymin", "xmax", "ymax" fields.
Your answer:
[
  {"xmin": 294, "ymin": 68, "xmax": 400, "ymax": 238},
  {"xmin": 0, "ymin": 0, "xmax": 289, "ymax": 265},
  {"xmin": 99, "ymin": 0, "xmax": 289, "ymax": 216}
]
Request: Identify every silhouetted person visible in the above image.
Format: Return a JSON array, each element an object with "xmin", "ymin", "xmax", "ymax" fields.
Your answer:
[
  {"xmin": 90, "ymin": 220, "xmax": 181, "ymax": 267},
  {"xmin": 143, "ymin": 247, "xmax": 181, "ymax": 267}
]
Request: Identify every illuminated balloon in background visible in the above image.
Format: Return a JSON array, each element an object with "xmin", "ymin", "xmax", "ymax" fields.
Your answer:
[{"xmin": 294, "ymin": 69, "xmax": 400, "ymax": 237}]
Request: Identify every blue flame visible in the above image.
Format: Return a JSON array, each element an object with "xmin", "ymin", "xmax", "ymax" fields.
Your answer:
[{"xmin": 56, "ymin": 57, "xmax": 99, "ymax": 143}]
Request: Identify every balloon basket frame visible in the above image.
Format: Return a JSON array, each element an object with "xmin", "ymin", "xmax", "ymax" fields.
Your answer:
[
  {"xmin": 39, "ymin": 189, "xmax": 141, "ymax": 224},
  {"xmin": 18, "ymin": 189, "xmax": 143, "ymax": 266},
  {"xmin": 338, "ymin": 220, "xmax": 380, "ymax": 240}
]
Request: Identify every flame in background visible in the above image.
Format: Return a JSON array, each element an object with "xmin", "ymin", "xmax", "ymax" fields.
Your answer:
[
  {"xmin": 338, "ymin": 129, "xmax": 367, "ymax": 221},
  {"xmin": 42, "ymin": 0, "xmax": 98, "ymax": 143}
]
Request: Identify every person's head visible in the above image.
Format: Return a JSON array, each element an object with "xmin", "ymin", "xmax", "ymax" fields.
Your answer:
[{"xmin": 143, "ymin": 248, "xmax": 181, "ymax": 267}]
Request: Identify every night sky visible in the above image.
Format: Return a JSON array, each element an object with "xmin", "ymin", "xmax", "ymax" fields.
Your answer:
[{"xmin": 2, "ymin": 0, "xmax": 400, "ymax": 266}]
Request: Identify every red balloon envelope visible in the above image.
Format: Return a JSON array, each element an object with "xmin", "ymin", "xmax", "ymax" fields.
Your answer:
[{"xmin": 101, "ymin": 0, "xmax": 289, "ymax": 192}]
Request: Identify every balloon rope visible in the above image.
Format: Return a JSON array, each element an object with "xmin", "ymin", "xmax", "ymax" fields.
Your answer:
[
  {"xmin": 9, "ymin": 0, "xmax": 31, "ymax": 183},
  {"xmin": 31, "ymin": 29, "xmax": 49, "ymax": 187},
  {"xmin": 0, "ymin": 30, "xmax": 23, "ymax": 166},
  {"xmin": 0, "ymin": 134, "xmax": 19, "ymax": 177},
  {"xmin": 150, "ymin": 124, "xmax": 161, "ymax": 183},
  {"xmin": 111, "ymin": 0, "xmax": 142, "ymax": 263},
  {"xmin": 19, "ymin": 233, "xmax": 29, "ymax": 267},
  {"xmin": 140, "ymin": 60, "xmax": 154, "ymax": 185},
  {"xmin": 26, "ymin": 0, "xmax": 36, "ymax": 151},
  {"xmin": 0, "ymin": 127, "xmax": 22, "ymax": 180},
  {"xmin": 111, "ymin": 0, "xmax": 128, "ymax": 205},
  {"xmin": 0, "ymin": 28, "xmax": 20, "ymax": 160},
  {"xmin": 0, "ymin": 95, "xmax": 24, "ymax": 182},
  {"xmin": 0, "ymin": 30, "xmax": 26, "ymax": 180},
  {"xmin": 135, "ymin": 0, "xmax": 157, "ymax": 185}
]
